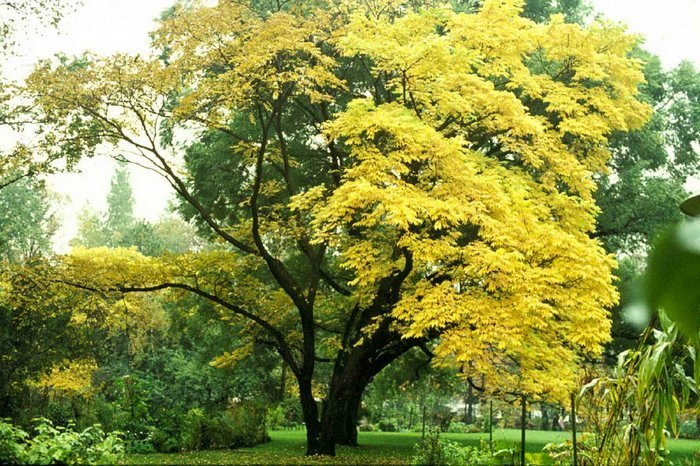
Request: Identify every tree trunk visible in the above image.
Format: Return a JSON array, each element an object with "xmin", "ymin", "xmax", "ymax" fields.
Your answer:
[
  {"xmin": 317, "ymin": 373, "xmax": 369, "ymax": 454},
  {"xmin": 333, "ymin": 389, "xmax": 363, "ymax": 446},
  {"xmin": 298, "ymin": 377, "xmax": 323, "ymax": 455},
  {"xmin": 551, "ymin": 409, "xmax": 560, "ymax": 431},
  {"xmin": 541, "ymin": 404, "xmax": 549, "ymax": 431},
  {"xmin": 294, "ymin": 348, "xmax": 393, "ymax": 456},
  {"xmin": 465, "ymin": 383, "xmax": 474, "ymax": 424},
  {"xmin": 279, "ymin": 362, "xmax": 286, "ymax": 402},
  {"xmin": 294, "ymin": 290, "xmax": 423, "ymax": 456}
]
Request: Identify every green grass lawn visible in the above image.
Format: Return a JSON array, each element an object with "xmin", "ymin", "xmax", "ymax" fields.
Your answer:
[{"xmin": 122, "ymin": 429, "xmax": 700, "ymax": 465}]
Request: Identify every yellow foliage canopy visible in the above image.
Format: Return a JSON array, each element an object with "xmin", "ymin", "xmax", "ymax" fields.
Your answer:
[
  {"xmin": 25, "ymin": 0, "xmax": 650, "ymax": 401},
  {"xmin": 36, "ymin": 359, "xmax": 98, "ymax": 397}
]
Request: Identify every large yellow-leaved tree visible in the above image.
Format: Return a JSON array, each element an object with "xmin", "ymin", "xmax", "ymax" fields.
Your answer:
[{"xmin": 23, "ymin": 0, "xmax": 649, "ymax": 455}]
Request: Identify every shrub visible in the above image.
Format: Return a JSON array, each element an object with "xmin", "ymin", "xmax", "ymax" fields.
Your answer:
[
  {"xmin": 411, "ymin": 432, "xmax": 491, "ymax": 466},
  {"xmin": 45, "ymin": 399, "xmax": 76, "ymax": 427},
  {"xmin": 461, "ymin": 444, "xmax": 494, "ymax": 466},
  {"xmin": 446, "ymin": 422, "xmax": 480, "ymax": 433},
  {"xmin": 358, "ymin": 418, "xmax": 375, "ymax": 432},
  {"xmin": 378, "ymin": 420, "xmax": 397, "ymax": 432},
  {"xmin": 127, "ymin": 437, "xmax": 157, "ymax": 454},
  {"xmin": 111, "ymin": 375, "xmax": 153, "ymax": 444},
  {"xmin": 279, "ymin": 397, "xmax": 304, "ymax": 428},
  {"xmin": 92, "ymin": 395, "xmax": 119, "ymax": 432},
  {"xmin": 543, "ymin": 434, "xmax": 597, "ymax": 465},
  {"xmin": 145, "ymin": 409, "xmax": 185, "ymax": 453},
  {"xmin": 0, "ymin": 419, "xmax": 28, "ymax": 464},
  {"xmin": 225, "ymin": 401, "xmax": 269, "ymax": 448},
  {"xmin": 180, "ymin": 403, "xmax": 269, "ymax": 451},
  {"xmin": 0, "ymin": 418, "xmax": 124, "ymax": 465},
  {"xmin": 27, "ymin": 419, "xmax": 124, "ymax": 465},
  {"xmin": 679, "ymin": 420, "xmax": 700, "ymax": 439},
  {"xmin": 266, "ymin": 405, "xmax": 286, "ymax": 431},
  {"xmin": 150, "ymin": 430, "xmax": 178, "ymax": 453},
  {"xmin": 181, "ymin": 408, "xmax": 205, "ymax": 451}
]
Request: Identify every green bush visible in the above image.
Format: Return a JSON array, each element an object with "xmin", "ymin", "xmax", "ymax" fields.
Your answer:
[
  {"xmin": 146, "ymin": 422, "xmax": 179, "ymax": 454},
  {"xmin": 127, "ymin": 437, "xmax": 157, "ymax": 454},
  {"xmin": 358, "ymin": 420, "xmax": 375, "ymax": 432},
  {"xmin": 181, "ymin": 408, "xmax": 205, "ymax": 451},
  {"xmin": 446, "ymin": 422, "xmax": 481, "ymax": 433},
  {"xmin": 266, "ymin": 405, "xmax": 286, "ymax": 431},
  {"xmin": 145, "ymin": 409, "xmax": 185, "ymax": 453},
  {"xmin": 115, "ymin": 377, "xmax": 153, "ymax": 438},
  {"xmin": 0, "ymin": 418, "xmax": 28, "ymax": 464},
  {"xmin": 679, "ymin": 420, "xmax": 700, "ymax": 439},
  {"xmin": 411, "ymin": 432, "xmax": 491, "ymax": 466},
  {"xmin": 446, "ymin": 421, "xmax": 467, "ymax": 433},
  {"xmin": 180, "ymin": 403, "xmax": 269, "ymax": 451},
  {"xmin": 543, "ymin": 434, "xmax": 597, "ymax": 465},
  {"xmin": 0, "ymin": 418, "xmax": 124, "ymax": 465},
  {"xmin": 44, "ymin": 399, "xmax": 76, "ymax": 427},
  {"xmin": 378, "ymin": 419, "xmax": 397, "ymax": 432},
  {"xmin": 275, "ymin": 397, "xmax": 304, "ymax": 429},
  {"xmin": 27, "ymin": 419, "xmax": 124, "ymax": 465},
  {"xmin": 226, "ymin": 401, "xmax": 269, "ymax": 448}
]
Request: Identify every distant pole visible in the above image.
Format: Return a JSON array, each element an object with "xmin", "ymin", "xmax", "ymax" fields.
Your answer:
[
  {"xmin": 422, "ymin": 402, "xmax": 427, "ymax": 439},
  {"xmin": 489, "ymin": 400, "xmax": 493, "ymax": 451},
  {"xmin": 571, "ymin": 393, "xmax": 578, "ymax": 466},
  {"xmin": 521, "ymin": 396, "xmax": 526, "ymax": 466}
]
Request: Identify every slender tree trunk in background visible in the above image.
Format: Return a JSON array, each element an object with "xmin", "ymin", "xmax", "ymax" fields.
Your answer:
[
  {"xmin": 551, "ymin": 409, "xmax": 560, "ymax": 431},
  {"xmin": 489, "ymin": 400, "xmax": 493, "ymax": 451},
  {"xmin": 520, "ymin": 396, "xmax": 526, "ymax": 466},
  {"xmin": 465, "ymin": 383, "xmax": 474, "ymax": 424},
  {"xmin": 279, "ymin": 362, "xmax": 286, "ymax": 402},
  {"xmin": 571, "ymin": 393, "xmax": 578, "ymax": 466}
]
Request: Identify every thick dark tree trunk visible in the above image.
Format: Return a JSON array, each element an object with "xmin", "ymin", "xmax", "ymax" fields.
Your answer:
[
  {"xmin": 297, "ymin": 269, "xmax": 423, "ymax": 456},
  {"xmin": 293, "ymin": 346, "xmax": 374, "ymax": 456},
  {"xmin": 317, "ymin": 371, "xmax": 369, "ymax": 454},
  {"xmin": 335, "ymin": 390, "xmax": 362, "ymax": 445},
  {"xmin": 295, "ymin": 357, "xmax": 368, "ymax": 455}
]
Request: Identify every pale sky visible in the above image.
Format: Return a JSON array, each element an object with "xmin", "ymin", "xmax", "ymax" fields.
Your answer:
[
  {"xmin": 4, "ymin": 0, "xmax": 699, "ymax": 251},
  {"xmin": 590, "ymin": 0, "xmax": 700, "ymax": 69},
  {"xmin": 5, "ymin": 0, "xmax": 176, "ymax": 251}
]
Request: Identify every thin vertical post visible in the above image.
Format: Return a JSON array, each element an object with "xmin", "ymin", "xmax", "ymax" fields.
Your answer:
[
  {"xmin": 521, "ymin": 396, "xmax": 526, "ymax": 466},
  {"xmin": 422, "ymin": 401, "xmax": 427, "ymax": 439},
  {"xmin": 571, "ymin": 393, "xmax": 578, "ymax": 466},
  {"xmin": 489, "ymin": 400, "xmax": 493, "ymax": 451}
]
